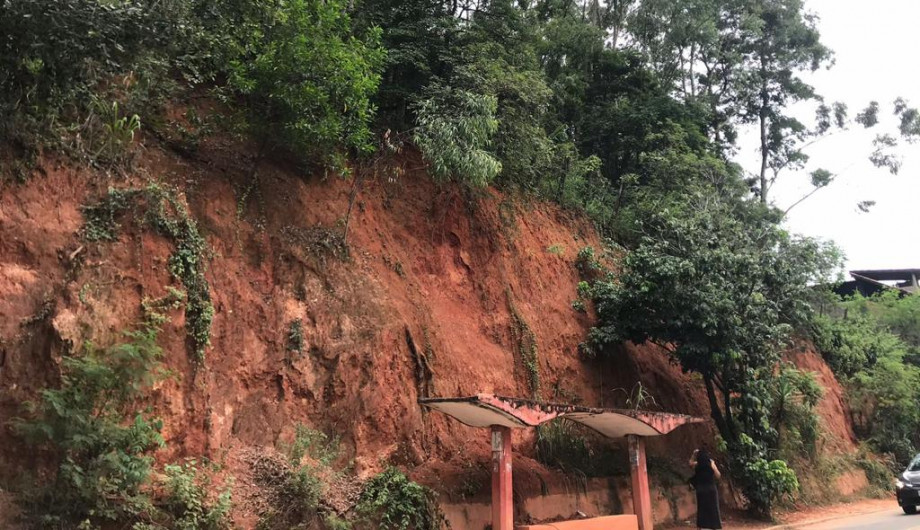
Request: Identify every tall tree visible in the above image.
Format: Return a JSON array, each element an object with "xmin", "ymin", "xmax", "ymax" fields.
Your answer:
[
  {"xmin": 745, "ymin": 0, "xmax": 831, "ymax": 203},
  {"xmin": 587, "ymin": 175, "xmax": 841, "ymax": 513},
  {"xmin": 628, "ymin": 0, "xmax": 835, "ymax": 204}
]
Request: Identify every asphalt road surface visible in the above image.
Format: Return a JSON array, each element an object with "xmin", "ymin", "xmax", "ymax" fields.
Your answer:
[{"xmin": 800, "ymin": 509, "xmax": 920, "ymax": 530}]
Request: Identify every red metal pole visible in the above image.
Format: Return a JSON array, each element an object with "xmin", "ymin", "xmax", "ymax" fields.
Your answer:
[
  {"xmin": 491, "ymin": 425, "xmax": 513, "ymax": 530},
  {"xmin": 628, "ymin": 434, "xmax": 653, "ymax": 530}
]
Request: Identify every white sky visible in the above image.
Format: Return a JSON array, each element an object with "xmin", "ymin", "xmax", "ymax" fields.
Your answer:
[{"xmin": 735, "ymin": 0, "xmax": 920, "ymax": 271}]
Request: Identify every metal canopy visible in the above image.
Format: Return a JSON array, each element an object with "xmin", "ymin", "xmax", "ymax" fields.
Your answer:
[{"xmin": 419, "ymin": 393, "xmax": 704, "ymax": 438}]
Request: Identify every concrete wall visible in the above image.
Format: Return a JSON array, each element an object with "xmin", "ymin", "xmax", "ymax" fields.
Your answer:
[{"xmin": 442, "ymin": 476, "xmax": 702, "ymax": 530}]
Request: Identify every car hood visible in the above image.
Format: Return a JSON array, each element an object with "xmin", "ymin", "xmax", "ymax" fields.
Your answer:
[{"xmin": 903, "ymin": 470, "xmax": 920, "ymax": 483}]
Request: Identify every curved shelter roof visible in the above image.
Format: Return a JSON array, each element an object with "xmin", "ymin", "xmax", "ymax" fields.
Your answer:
[{"xmin": 419, "ymin": 393, "xmax": 704, "ymax": 438}]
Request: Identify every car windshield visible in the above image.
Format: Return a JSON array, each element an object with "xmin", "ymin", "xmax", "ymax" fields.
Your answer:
[{"xmin": 909, "ymin": 455, "xmax": 920, "ymax": 472}]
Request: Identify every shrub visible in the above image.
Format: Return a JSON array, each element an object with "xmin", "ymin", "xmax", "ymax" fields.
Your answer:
[
  {"xmin": 856, "ymin": 447, "xmax": 898, "ymax": 497},
  {"xmin": 536, "ymin": 419, "xmax": 626, "ymax": 478},
  {"xmin": 848, "ymin": 353, "xmax": 920, "ymax": 464},
  {"xmin": 771, "ymin": 367, "xmax": 823, "ymax": 459},
  {"xmin": 536, "ymin": 419, "xmax": 592, "ymax": 474},
  {"xmin": 811, "ymin": 314, "xmax": 898, "ymax": 377},
  {"xmin": 572, "ymin": 281, "xmax": 592, "ymax": 313},
  {"xmin": 811, "ymin": 299, "xmax": 920, "ymax": 465},
  {"xmin": 257, "ymin": 426, "xmax": 344, "ymax": 529},
  {"xmin": 10, "ymin": 326, "xmax": 166, "ymax": 528},
  {"xmin": 0, "ymin": 0, "xmax": 175, "ymax": 118},
  {"xmin": 162, "ymin": 461, "xmax": 233, "ymax": 530},
  {"xmin": 287, "ymin": 425, "xmax": 341, "ymax": 468},
  {"xmin": 69, "ymin": 97, "xmax": 142, "ymax": 169},
  {"xmin": 259, "ymin": 466, "xmax": 324, "ymax": 528},
  {"xmin": 741, "ymin": 457, "xmax": 800, "ymax": 510},
  {"xmin": 357, "ymin": 468, "xmax": 445, "ymax": 530},
  {"xmin": 0, "ymin": 0, "xmax": 189, "ymax": 163},
  {"xmin": 574, "ymin": 246, "xmax": 601, "ymax": 279}
]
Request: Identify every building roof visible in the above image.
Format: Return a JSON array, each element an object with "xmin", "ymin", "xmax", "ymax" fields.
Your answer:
[{"xmin": 850, "ymin": 269, "xmax": 920, "ymax": 282}]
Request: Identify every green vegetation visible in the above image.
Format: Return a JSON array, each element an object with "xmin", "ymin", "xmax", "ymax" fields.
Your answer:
[
  {"xmin": 574, "ymin": 246, "xmax": 602, "ymax": 280},
  {"xmin": 159, "ymin": 461, "xmax": 233, "ymax": 530},
  {"xmin": 536, "ymin": 419, "xmax": 625, "ymax": 478},
  {"xmin": 413, "ymin": 85, "xmax": 501, "ymax": 186},
  {"xmin": 356, "ymin": 468, "xmax": 445, "ymax": 530},
  {"xmin": 83, "ymin": 184, "xmax": 214, "ymax": 362},
  {"xmin": 225, "ymin": 0, "xmax": 385, "ymax": 161},
  {"xmin": 813, "ymin": 292, "xmax": 920, "ymax": 465},
  {"xmin": 256, "ymin": 426, "xmax": 341, "ymax": 530},
  {"xmin": 7, "ymin": 0, "xmax": 901, "ymax": 224},
  {"xmin": 0, "ymin": 0, "xmax": 175, "ymax": 147},
  {"xmin": 1, "ymin": 0, "xmax": 385, "ymax": 174},
  {"xmin": 507, "ymin": 290, "xmax": 540, "ymax": 397},
  {"xmin": 11, "ymin": 326, "xmax": 166, "ymax": 528},
  {"xmin": 771, "ymin": 366, "xmax": 822, "ymax": 460},
  {"xmin": 9, "ymin": 320, "xmax": 231, "ymax": 530},
  {"xmin": 287, "ymin": 319, "xmax": 305, "ymax": 355},
  {"xmin": 254, "ymin": 426, "xmax": 442, "ymax": 530},
  {"xmin": 584, "ymin": 177, "xmax": 842, "ymax": 515}
]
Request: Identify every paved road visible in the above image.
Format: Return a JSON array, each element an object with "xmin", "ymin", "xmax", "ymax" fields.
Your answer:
[{"xmin": 798, "ymin": 509, "xmax": 920, "ymax": 530}]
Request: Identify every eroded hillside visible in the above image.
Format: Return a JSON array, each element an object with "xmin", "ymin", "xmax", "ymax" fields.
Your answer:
[{"xmin": 0, "ymin": 130, "xmax": 862, "ymax": 527}]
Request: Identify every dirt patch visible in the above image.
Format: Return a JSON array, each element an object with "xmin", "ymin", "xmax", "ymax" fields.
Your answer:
[{"xmin": 0, "ymin": 487, "xmax": 24, "ymax": 530}]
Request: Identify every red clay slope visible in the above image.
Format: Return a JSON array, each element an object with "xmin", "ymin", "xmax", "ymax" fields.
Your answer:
[{"xmin": 0, "ymin": 131, "xmax": 857, "ymax": 523}]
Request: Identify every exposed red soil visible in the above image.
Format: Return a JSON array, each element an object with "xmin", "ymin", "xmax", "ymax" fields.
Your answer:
[
  {"xmin": 0, "ymin": 122, "xmax": 862, "ymax": 525},
  {"xmin": 784, "ymin": 345, "xmax": 858, "ymax": 452}
]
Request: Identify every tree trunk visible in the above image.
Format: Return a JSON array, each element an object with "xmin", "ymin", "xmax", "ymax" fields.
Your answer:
[
  {"xmin": 759, "ymin": 110, "xmax": 768, "ymax": 204},
  {"xmin": 556, "ymin": 156, "xmax": 570, "ymax": 203},
  {"xmin": 703, "ymin": 374, "xmax": 734, "ymax": 444},
  {"xmin": 758, "ymin": 58, "xmax": 769, "ymax": 204},
  {"xmin": 240, "ymin": 138, "xmax": 268, "ymax": 216},
  {"xmin": 689, "ymin": 43, "xmax": 697, "ymax": 98},
  {"xmin": 342, "ymin": 170, "xmax": 366, "ymax": 245}
]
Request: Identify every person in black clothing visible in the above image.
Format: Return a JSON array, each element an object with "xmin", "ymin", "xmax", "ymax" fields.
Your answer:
[{"xmin": 689, "ymin": 448, "xmax": 722, "ymax": 530}]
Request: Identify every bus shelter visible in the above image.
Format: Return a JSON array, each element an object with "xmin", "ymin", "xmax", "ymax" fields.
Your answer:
[{"xmin": 420, "ymin": 394, "xmax": 704, "ymax": 530}]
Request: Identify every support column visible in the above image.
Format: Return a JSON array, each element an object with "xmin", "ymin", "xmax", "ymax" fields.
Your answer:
[
  {"xmin": 491, "ymin": 425, "xmax": 513, "ymax": 530},
  {"xmin": 628, "ymin": 434, "xmax": 653, "ymax": 530}
]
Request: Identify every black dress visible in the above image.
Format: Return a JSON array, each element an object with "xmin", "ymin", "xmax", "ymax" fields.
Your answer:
[{"xmin": 691, "ymin": 460, "xmax": 722, "ymax": 529}]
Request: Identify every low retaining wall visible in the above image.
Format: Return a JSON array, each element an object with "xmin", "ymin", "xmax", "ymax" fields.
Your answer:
[
  {"xmin": 516, "ymin": 514, "xmax": 638, "ymax": 530},
  {"xmin": 442, "ymin": 476, "xmax": 701, "ymax": 530}
]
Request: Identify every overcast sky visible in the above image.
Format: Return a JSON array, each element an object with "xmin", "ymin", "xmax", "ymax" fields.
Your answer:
[{"xmin": 735, "ymin": 0, "xmax": 920, "ymax": 272}]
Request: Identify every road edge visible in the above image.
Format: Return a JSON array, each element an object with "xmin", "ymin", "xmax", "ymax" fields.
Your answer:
[{"xmin": 762, "ymin": 506, "xmax": 894, "ymax": 530}]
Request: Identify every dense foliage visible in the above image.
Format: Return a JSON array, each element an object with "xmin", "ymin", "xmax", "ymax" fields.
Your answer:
[
  {"xmin": 813, "ymin": 293, "xmax": 920, "ymax": 465},
  {"xmin": 583, "ymin": 172, "xmax": 841, "ymax": 513},
  {"xmin": 357, "ymin": 468, "xmax": 446, "ymax": 530},
  {"xmin": 225, "ymin": 0, "xmax": 385, "ymax": 159}
]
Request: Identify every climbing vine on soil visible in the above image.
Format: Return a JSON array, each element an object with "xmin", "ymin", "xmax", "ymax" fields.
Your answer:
[{"xmin": 82, "ymin": 183, "xmax": 214, "ymax": 362}]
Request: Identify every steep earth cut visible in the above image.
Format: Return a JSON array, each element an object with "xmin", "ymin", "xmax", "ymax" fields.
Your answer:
[{"xmin": 0, "ymin": 132, "xmax": 863, "ymax": 527}]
